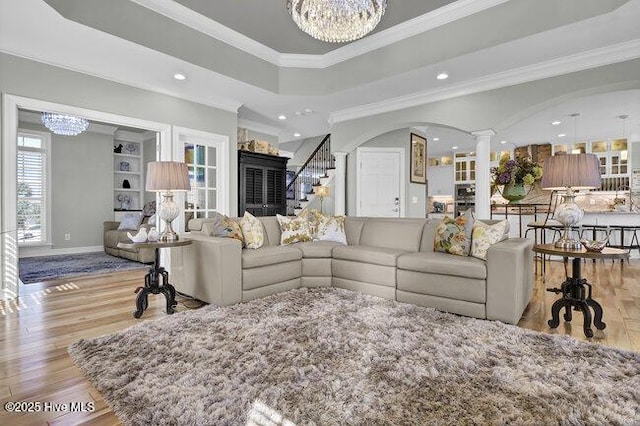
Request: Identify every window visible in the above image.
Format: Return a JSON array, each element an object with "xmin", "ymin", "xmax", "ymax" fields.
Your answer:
[
  {"xmin": 184, "ymin": 141, "xmax": 218, "ymax": 229},
  {"xmin": 17, "ymin": 131, "xmax": 51, "ymax": 245}
]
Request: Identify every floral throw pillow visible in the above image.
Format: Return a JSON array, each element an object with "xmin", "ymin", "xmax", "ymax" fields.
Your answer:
[
  {"xmin": 276, "ymin": 214, "xmax": 313, "ymax": 245},
  {"xmin": 240, "ymin": 212, "xmax": 264, "ymax": 249},
  {"xmin": 433, "ymin": 210, "xmax": 474, "ymax": 256},
  {"xmin": 471, "ymin": 220, "xmax": 510, "ymax": 260},
  {"xmin": 209, "ymin": 213, "xmax": 244, "ymax": 243},
  {"xmin": 314, "ymin": 213, "xmax": 347, "ymax": 245}
]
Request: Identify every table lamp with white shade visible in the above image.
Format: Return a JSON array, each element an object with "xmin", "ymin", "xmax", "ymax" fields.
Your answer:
[
  {"xmin": 541, "ymin": 154, "xmax": 601, "ymax": 249},
  {"xmin": 315, "ymin": 185, "xmax": 329, "ymax": 214},
  {"xmin": 145, "ymin": 161, "xmax": 191, "ymax": 242}
]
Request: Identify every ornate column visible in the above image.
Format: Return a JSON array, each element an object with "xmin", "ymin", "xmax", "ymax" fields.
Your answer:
[
  {"xmin": 471, "ymin": 130, "xmax": 495, "ymax": 220},
  {"xmin": 333, "ymin": 152, "xmax": 348, "ymax": 216}
]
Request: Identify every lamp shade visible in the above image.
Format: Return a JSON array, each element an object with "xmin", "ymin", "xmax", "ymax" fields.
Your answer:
[
  {"xmin": 315, "ymin": 186, "xmax": 330, "ymax": 198},
  {"xmin": 145, "ymin": 161, "xmax": 191, "ymax": 192},
  {"xmin": 541, "ymin": 154, "xmax": 601, "ymax": 190}
]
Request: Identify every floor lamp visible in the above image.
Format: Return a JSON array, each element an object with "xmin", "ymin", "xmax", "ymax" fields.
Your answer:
[
  {"xmin": 541, "ymin": 154, "xmax": 601, "ymax": 249},
  {"xmin": 146, "ymin": 161, "xmax": 191, "ymax": 242},
  {"xmin": 315, "ymin": 185, "xmax": 329, "ymax": 214}
]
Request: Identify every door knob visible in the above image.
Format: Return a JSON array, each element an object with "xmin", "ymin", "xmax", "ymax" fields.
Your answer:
[{"xmin": 394, "ymin": 197, "xmax": 400, "ymax": 205}]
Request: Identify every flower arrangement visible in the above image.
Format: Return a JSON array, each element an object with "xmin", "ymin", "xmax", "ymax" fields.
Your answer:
[{"xmin": 491, "ymin": 153, "xmax": 543, "ymax": 187}]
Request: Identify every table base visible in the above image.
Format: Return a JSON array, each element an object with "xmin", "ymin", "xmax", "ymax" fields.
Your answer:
[
  {"xmin": 546, "ymin": 257, "xmax": 605, "ymax": 338},
  {"xmin": 133, "ymin": 248, "xmax": 177, "ymax": 318}
]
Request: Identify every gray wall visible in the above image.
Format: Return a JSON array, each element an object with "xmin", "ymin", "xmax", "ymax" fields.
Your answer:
[
  {"xmin": 18, "ymin": 122, "xmax": 113, "ymax": 249},
  {"xmin": 346, "ymin": 128, "xmax": 427, "ymax": 218},
  {"xmin": 427, "ymin": 165, "xmax": 454, "ymax": 196},
  {"xmin": 1, "ymin": 53, "xmax": 239, "ymax": 218}
]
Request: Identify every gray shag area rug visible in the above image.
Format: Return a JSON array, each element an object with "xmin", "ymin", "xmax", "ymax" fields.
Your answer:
[
  {"xmin": 68, "ymin": 288, "xmax": 640, "ymax": 425},
  {"xmin": 19, "ymin": 252, "xmax": 148, "ymax": 284}
]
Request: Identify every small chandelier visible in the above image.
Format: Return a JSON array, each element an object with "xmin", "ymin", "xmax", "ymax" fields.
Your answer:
[
  {"xmin": 287, "ymin": 0, "xmax": 387, "ymax": 43},
  {"xmin": 41, "ymin": 112, "xmax": 89, "ymax": 136}
]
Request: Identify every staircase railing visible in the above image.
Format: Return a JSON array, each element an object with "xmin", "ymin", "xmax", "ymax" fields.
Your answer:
[{"xmin": 286, "ymin": 134, "xmax": 333, "ymax": 213}]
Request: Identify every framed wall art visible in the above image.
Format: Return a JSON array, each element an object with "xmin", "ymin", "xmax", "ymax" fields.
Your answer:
[{"xmin": 410, "ymin": 133, "xmax": 427, "ymax": 184}]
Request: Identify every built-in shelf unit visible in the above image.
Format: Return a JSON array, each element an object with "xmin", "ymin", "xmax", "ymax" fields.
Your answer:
[{"xmin": 113, "ymin": 130, "xmax": 144, "ymax": 217}]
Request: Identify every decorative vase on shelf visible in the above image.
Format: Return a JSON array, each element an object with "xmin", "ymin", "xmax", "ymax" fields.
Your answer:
[{"xmin": 502, "ymin": 182, "xmax": 527, "ymax": 203}]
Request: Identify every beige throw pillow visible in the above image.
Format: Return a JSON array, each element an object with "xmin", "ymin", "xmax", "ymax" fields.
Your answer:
[
  {"xmin": 471, "ymin": 220, "xmax": 510, "ymax": 260},
  {"xmin": 276, "ymin": 214, "xmax": 313, "ymax": 245},
  {"xmin": 314, "ymin": 213, "xmax": 347, "ymax": 245},
  {"xmin": 240, "ymin": 212, "xmax": 264, "ymax": 249}
]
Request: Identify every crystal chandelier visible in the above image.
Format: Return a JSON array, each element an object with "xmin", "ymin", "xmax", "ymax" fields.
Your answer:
[
  {"xmin": 41, "ymin": 112, "xmax": 89, "ymax": 136},
  {"xmin": 287, "ymin": 0, "xmax": 387, "ymax": 43}
]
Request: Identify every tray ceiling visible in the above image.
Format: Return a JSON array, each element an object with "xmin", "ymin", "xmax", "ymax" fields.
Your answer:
[{"xmin": 172, "ymin": 0, "xmax": 456, "ymax": 54}]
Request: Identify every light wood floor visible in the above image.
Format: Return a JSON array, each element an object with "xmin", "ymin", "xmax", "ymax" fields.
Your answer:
[{"xmin": 1, "ymin": 260, "xmax": 639, "ymax": 425}]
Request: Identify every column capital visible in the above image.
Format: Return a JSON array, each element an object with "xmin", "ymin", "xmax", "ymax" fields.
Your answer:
[
  {"xmin": 333, "ymin": 151, "xmax": 348, "ymax": 159},
  {"xmin": 471, "ymin": 129, "xmax": 496, "ymax": 137}
]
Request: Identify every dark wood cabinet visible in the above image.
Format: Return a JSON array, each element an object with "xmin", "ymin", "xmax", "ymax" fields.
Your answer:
[{"xmin": 238, "ymin": 151, "xmax": 288, "ymax": 217}]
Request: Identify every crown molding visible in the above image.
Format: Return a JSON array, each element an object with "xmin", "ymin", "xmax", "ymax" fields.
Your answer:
[
  {"xmin": 132, "ymin": 0, "xmax": 511, "ymax": 69},
  {"xmin": 281, "ymin": 0, "xmax": 512, "ymax": 68},
  {"xmin": 130, "ymin": 0, "xmax": 281, "ymax": 65},
  {"xmin": 329, "ymin": 39, "xmax": 640, "ymax": 125},
  {"xmin": 238, "ymin": 118, "xmax": 282, "ymax": 137}
]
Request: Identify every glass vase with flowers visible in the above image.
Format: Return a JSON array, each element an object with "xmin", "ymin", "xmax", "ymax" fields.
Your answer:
[{"xmin": 491, "ymin": 153, "xmax": 543, "ymax": 203}]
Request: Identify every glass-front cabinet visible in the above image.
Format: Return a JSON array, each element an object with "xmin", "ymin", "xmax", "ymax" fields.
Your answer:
[
  {"xmin": 454, "ymin": 152, "xmax": 475, "ymax": 183},
  {"xmin": 591, "ymin": 139, "xmax": 628, "ymax": 177}
]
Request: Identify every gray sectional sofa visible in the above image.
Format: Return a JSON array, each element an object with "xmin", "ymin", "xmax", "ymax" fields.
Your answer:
[{"xmin": 173, "ymin": 216, "xmax": 533, "ymax": 325}]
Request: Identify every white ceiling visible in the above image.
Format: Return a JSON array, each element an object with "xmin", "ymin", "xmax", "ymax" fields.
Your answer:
[
  {"xmin": 2, "ymin": 0, "xmax": 639, "ymax": 153},
  {"xmin": 172, "ymin": 0, "xmax": 454, "ymax": 54}
]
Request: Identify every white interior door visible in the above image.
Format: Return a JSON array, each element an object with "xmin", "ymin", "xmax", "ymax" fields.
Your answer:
[{"xmin": 356, "ymin": 148, "xmax": 404, "ymax": 217}]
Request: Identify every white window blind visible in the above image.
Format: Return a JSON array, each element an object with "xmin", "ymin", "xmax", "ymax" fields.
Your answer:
[{"xmin": 17, "ymin": 132, "xmax": 49, "ymax": 245}]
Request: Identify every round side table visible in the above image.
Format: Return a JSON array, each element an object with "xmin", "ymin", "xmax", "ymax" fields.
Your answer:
[
  {"xmin": 118, "ymin": 239, "xmax": 192, "ymax": 318},
  {"xmin": 532, "ymin": 244, "xmax": 629, "ymax": 338}
]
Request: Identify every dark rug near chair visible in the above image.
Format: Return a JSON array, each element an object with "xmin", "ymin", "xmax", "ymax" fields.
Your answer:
[
  {"xmin": 69, "ymin": 288, "xmax": 640, "ymax": 426},
  {"xmin": 19, "ymin": 252, "xmax": 148, "ymax": 284}
]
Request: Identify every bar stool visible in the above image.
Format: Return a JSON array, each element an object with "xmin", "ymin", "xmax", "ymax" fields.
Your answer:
[
  {"xmin": 524, "ymin": 191, "xmax": 562, "ymax": 280},
  {"xmin": 607, "ymin": 225, "xmax": 640, "ymax": 262}
]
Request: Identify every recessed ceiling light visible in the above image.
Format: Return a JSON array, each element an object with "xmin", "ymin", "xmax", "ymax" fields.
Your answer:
[
  {"xmin": 500, "ymin": 140, "xmax": 507, "ymax": 144},
  {"xmin": 173, "ymin": 73, "xmax": 186, "ymax": 81},
  {"xmin": 293, "ymin": 132, "xmax": 301, "ymax": 138},
  {"xmin": 278, "ymin": 114, "xmax": 287, "ymax": 120},
  {"xmin": 551, "ymin": 121, "xmax": 562, "ymax": 126},
  {"xmin": 557, "ymin": 133, "xmax": 566, "ymax": 138},
  {"xmin": 452, "ymin": 146, "xmax": 459, "ymax": 150},
  {"xmin": 304, "ymin": 108, "xmax": 313, "ymax": 114},
  {"xmin": 433, "ymin": 137, "xmax": 440, "ymax": 141},
  {"xmin": 436, "ymin": 72, "xmax": 449, "ymax": 80}
]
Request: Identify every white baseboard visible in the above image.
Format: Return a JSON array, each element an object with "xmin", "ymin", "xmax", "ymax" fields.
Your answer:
[{"xmin": 19, "ymin": 245, "xmax": 103, "ymax": 258}]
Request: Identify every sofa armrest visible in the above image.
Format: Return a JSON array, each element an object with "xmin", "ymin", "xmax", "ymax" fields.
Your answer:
[
  {"xmin": 104, "ymin": 221, "xmax": 120, "ymax": 233},
  {"xmin": 485, "ymin": 238, "xmax": 534, "ymax": 325},
  {"xmin": 170, "ymin": 233, "xmax": 242, "ymax": 307}
]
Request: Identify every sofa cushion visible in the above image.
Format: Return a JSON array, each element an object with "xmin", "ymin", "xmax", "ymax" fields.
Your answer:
[
  {"xmin": 104, "ymin": 230, "xmax": 120, "ymax": 249},
  {"xmin": 242, "ymin": 245, "xmax": 302, "ymax": 269},
  {"xmin": 397, "ymin": 251, "xmax": 487, "ymax": 280},
  {"xmin": 332, "ymin": 245, "xmax": 407, "ymax": 267},
  {"xmin": 291, "ymin": 241, "xmax": 342, "ymax": 258},
  {"xmin": 344, "ymin": 217, "xmax": 365, "ymax": 245},
  {"xmin": 358, "ymin": 219, "xmax": 425, "ymax": 252},
  {"xmin": 259, "ymin": 216, "xmax": 281, "ymax": 247},
  {"xmin": 420, "ymin": 219, "xmax": 440, "ymax": 252}
]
